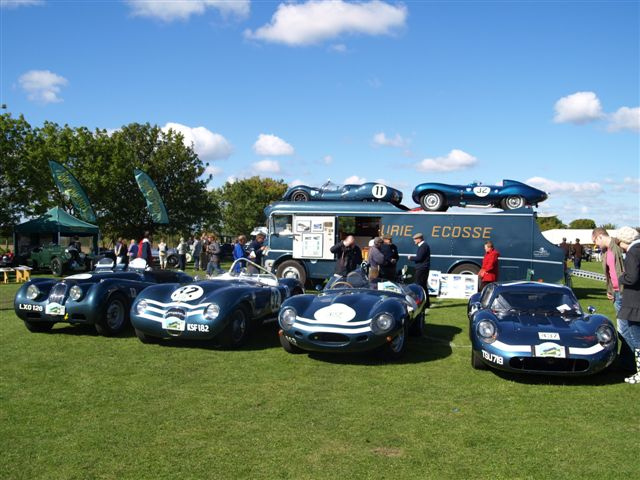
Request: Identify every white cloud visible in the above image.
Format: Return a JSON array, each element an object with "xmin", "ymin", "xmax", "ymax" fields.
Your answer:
[
  {"xmin": 525, "ymin": 177, "xmax": 602, "ymax": 194},
  {"xmin": 162, "ymin": 122, "xmax": 233, "ymax": 160},
  {"xmin": 416, "ymin": 149, "xmax": 477, "ymax": 172},
  {"xmin": 373, "ymin": 132, "xmax": 408, "ymax": 148},
  {"xmin": 126, "ymin": 0, "xmax": 249, "ymax": 22},
  {"xmin": 344, "ymin": 175, "xmax": 366, "ymax": 184},
  {"xmin": 244, "ymin": 0, "xmax": 407, "ymax": 46},
  {"xmin": 329, "ymin": 43, "xmax": 348, "ymax": 53},
  {"xmin": 18, "ymin": 69, "xmax": 68, "ymax": 104},
  {"xmin": 553, "ymin": 91, "xmax": 604, "ymax": 124},
  {"xmin": 323, "ymin": 155, "xmax": 333, "ymax": 165},
  {"xmin": 289, "ymin": 178, "xmax": 305, "ymax": 186},
  {"xmin": 1, "ymin": 0, "xmax": 43, "ymax": 7},
  {"xmin": 253, "ymin": 134, "xmax": 294, "ymax": 156},
  {"xmin": 205, "ymin": 165, "xmax": 223, "ymax": 176},
  {"xmin": 607, "ymin": 106, "xmax": 640, "ymax": 132},
  {"xmin": 253, "ymin": 159, "xmax": 281, "ymax": 173}
]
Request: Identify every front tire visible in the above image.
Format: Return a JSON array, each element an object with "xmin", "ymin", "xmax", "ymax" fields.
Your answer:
[
  {"xmin": 95, "ymin": 293, "xmax": 129, "ymax": 336},
  {"xmin": 51, "ymin": 257, "xmax": 63, "ymax": 276},
  {"xmin": 24, "ymin": 320, "xmax": 54, "ymax": 333},
  {"xmin": 471, "ymin": 350, "xmax": 487, "ymax": 370},
  {"xmin": 291, "ymin": 190, "xmax": 310, "ymax": 202},
  {"xmin": 135, "ymin": 328, "xmax": 159, "ymax": 344},
  {"xmin": 166, "ymin": 255, "xmax": 178, "ymax": 268},
  {"xmin": 376, "ymin": 326, "xmax": 408, "ymax": 361},
  {"xmin": 408, "ymin": 312, "xmax": 425, "ymax": 337},
  {"xmin": 279, "ymin": 332, "xmax": 303, "ymax": 353},
  {"xmin": 420, "ymin": 192, "xmax": 447, "ymax": 212},
  {"xmin": 218, "ymin": 306, "xmax": 252, "ymax": 349},
  {"xmin": 502, "ymin": 195, "xmax": 525, "ymax": 210},
  {"xmin": 276, "ymin": 260, "xmax": 307, "ymax": 286}
]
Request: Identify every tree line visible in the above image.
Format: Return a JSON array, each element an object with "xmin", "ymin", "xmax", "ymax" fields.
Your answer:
[
  {"xmin": 0, "ymin": 113, "xmax": 287, "ymax": 243},
  {"xmin": 536, "ymin": 216, "xmax": 617, "ymax": 231}
]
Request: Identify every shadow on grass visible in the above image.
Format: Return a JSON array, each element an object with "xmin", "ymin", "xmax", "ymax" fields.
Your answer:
[
  {"xmin": 45, "ymin": 323, "xmax": 136, "ymax": 339},
  {"xmin": 489, "ymin": 366, "xmax": 628, "ymax": 386},
  {"xmin": 571, "ymin": 286, "xmax": 608, "ymax": 302}
]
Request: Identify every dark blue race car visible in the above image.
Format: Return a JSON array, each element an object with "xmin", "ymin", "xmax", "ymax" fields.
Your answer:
[
  {"xmin": 412, "ymin": 179, "xmax": 547, "ymax": 211},
  {"xmin": 283, "ymin": 181, "xmax": 403, "ymax": 205},
  {"xmin": 130, "ymin": 259, "xmax": 304, "ymax": 348},
  {"xmin": 277, "ymin": 269, "xmax": 427, "ymax": 360},
  {"xmin": 468, "ymin": 282, "xmax": 617, "ymax": 376},
  {"xmin": 14, "ymin": 258, "xmax": 192, "ymax": 336}
]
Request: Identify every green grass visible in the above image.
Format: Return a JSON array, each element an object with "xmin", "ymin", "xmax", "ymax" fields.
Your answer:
[{"xmin": 1, "ymin": 261, "xmax": 638, "ymax": 479}]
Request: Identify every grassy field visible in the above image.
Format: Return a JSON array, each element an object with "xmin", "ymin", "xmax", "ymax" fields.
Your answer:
[{"xmin": 1, "ymin": 262, "xmax": 638, "ymax": 479}]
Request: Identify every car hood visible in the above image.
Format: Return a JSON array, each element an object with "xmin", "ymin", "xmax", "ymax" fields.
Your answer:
[
  {"xmin": 496, "ymin": 313, "xmax": 608, "ymax": 345},
  {"xmin": 296, "ymin": 290, "xmax": 404, "ymax": 321}
]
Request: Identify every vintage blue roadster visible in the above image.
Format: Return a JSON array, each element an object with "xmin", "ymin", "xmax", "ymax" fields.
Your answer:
[
  {"xmin": 130, "ymin": 259, "xmax": 304, "ymax": 348},
  {"xmin": 14, "ymin": 258, "xmax": 192, "ymax": 336},
  {"xmin": 277, "ymin": 269, "xmax": 427, "ymax": 360},
  {"xmin": 283, "ymin": 181, "xmax": 403, "ymax": 205},
  {"xmin": 468, "ymin": 282, "xmax": 617, "ymax": 375},
  {"xmin": 412, "ymin": 179, "xmax": 547, "ymax": 211}
]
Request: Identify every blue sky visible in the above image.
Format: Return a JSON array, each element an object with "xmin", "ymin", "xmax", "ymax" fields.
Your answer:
[{"xmin": 2, "ymin": 0, "xmax": 639, "ymax": 226}]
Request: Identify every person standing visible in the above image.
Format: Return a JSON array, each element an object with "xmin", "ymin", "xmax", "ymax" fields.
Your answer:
[
  {"xmin": 409, "ymin": 233, "xmax": 430, "ymax": 307},
  {"xmin": 559, "ymin": 237, "xmax": 571, "ymax": 286},
  {"xmin": 367, "ymin": 237, "xmax": 385, "ymax": 280},
  {"xmin": 380, "ymin": 235, "xmax": 399, "ymax": 281},
  {"xmin": 127, "ymin": 239, "xmax": 138, "ymax": 264},
  {"xmin": 114, "ymin": 238, "xmax": 126, "ymax": 265},
  {"xmin": 247, "ymin": 233, "xmax": 266, "ymax": 273},
  {"xmin": 206, "ymin": 235, "xmax": 223, "ymax": 276},
  {"xmin": 616, "ymin": 226, "xmax": 640, "ymax": 384},
  {"xmin": 177, "ymin": 237, "xmax": 188, "ymax": 271},
  {"xmin": 478, "ymin": 241, "xmax": 500, "ymax": 290},
  {"xmin": 330, "ymin": 235, "xmax": 362, "ymax": 276},
  {"xmin": 137, "ymin": 231, "xmax": 153, "ymax": 267},
  {"xmin": 192, "ymin": 236, "xmax": 202, "ymax": 271},
  {"xmin": 200, "ymin": 234, "xmax": 209, "ymax": 271},
  {"xmin": 233, "ymin": 235, "xmax": 248, "ymax": 273},
  {"xmin": 572, "ymin": 238, "xmax": 583, "ymax": 269},
  {"xmin": 158, "ymin": 238, "xmax": 168, "ymax": 269}
]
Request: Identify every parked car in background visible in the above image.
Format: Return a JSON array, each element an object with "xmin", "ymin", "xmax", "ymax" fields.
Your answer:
[
  {"xmin": 14, "ymin": 258, "xmax": 193, "ymax": 336},
  {"xmin": 283, "ymin": 181, "xmax": 403, "ymax": 205},
  {"xmin": 412, "ymin": 179, "xmax": 548, "ymax": 212},
  {"xmin": 468, "ymin": 281, "xmax": 617, "ymax": 375},
  {"xmin": 24, "ymin": 243, "xmax": 94, "ymax": 276}
]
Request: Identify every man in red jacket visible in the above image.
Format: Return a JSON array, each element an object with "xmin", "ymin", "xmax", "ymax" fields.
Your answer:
[{"xmin": 478, "ymin": 241, "xmax": 499, "ymax": 290}]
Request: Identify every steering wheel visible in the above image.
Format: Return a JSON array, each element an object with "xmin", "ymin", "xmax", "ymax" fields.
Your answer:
[{"xmin": 330, "ymin": 281, "xmax": 353, "ymax": 289}]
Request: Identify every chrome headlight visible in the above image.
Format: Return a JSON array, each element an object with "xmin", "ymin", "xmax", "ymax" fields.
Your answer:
[
  {"xmin": 279, "ymin": 307, "xmax": 297, "ymax": 329},
  {"xmin": 596, "ymin": 324, "xmax": 615, "ymax": 346},
  {"xmin": 477, "ymin": 320, "xmax": 497, "ymax": 343},
  {"xmin": 204, "ymin": 304, "xmax": 220, "ymax": 321},
  {"xmin": 136, "ymin": 300, "xmax": 148, "ymax": 316},
  {"xmin": 26, "ymin": 284, "xmax": 40, "ymax": 300},
  {"xmin": 69, "ymin": 285, "xmax": 83, "ymax": 301},
  {"xmin": 372, "ymin": 313, "xmax": 394, "ymax": 334}
]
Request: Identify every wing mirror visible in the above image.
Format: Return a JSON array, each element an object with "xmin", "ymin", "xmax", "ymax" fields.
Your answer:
[
  {"xmin": 469, "ymin": 302, "xmax": 482, "ymax": 315},
  {"xmin": 587, "ymin": 306, "xmax": 596, "ymax": 314}
]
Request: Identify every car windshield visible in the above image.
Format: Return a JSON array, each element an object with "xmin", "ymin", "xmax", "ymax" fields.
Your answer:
[
  {"xmin": 321, "ymin": 180, "xmax": 342, "ymax": 192},
  {"xmin": 325, "ymin": 270, "xmax": 405, "ymax": 295},
  {"xmin": 491, "ymin": 291, "xmax": 582, "ymax": 316}
]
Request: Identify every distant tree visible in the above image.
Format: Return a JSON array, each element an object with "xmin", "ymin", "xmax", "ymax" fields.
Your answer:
[
  {"xmin": 213, "ymin": 177, "xmax": 288, "ymax": 236},
  {"xmin": 599, "ymin": 223, "xmax": 617, "ymax": 230},
  {"xmin": 537, "ymin": 216, "xmax": 566, "ymax": 231},
  {"xmin": 569, "ymin": 218, "xmax": 596, "ymax": 229}
]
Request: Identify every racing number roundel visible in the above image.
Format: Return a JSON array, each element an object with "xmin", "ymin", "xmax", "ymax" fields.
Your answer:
[
  {"xmin": 372, "ymin": 184, "xmax": 387, "ymax": 199},
  {"xmin": 171, "ymin": 285, "xmax": 204, "ymax": 302},
  {"xmin": 472, "ymin": 186, "xmax": 491, "ymax": 197}
]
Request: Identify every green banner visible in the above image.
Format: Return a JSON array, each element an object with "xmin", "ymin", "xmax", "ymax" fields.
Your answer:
[
  {"xmin": 48, "ymin": 160, "xmax": 97, "ymax": 224},
  {"xmin": 134, "ymin": 169, "xmax": 169, "ymax": 224}
]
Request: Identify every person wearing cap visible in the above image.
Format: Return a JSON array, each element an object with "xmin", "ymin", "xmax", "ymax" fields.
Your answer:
[
  {"xmin": 380, "ymin": 235, "xmax": 399, "ymax": 281},
  {"xmin": 367, "ymin": 237, "xmax": 385, "ymax": 280},
  {"xmin": 330, "ymin": 235, "xmax": 362, "ymax": 276},
  {"xmin": 409, "ymin": 233, "xmax": 430, "ymax": 306},
  {"xmin": 615, "ymin": 226, "xmax": 640, "ymax": 383}
]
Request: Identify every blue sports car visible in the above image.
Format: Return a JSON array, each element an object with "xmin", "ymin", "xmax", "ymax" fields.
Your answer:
[
  {"xmin": 468, "ymin": 282, "xmax": 617, "ymax": 376},
  {"xmin": 283, "ymin": 181, "xmax": 403, "ymax": 205},
  {"xmin": 14, "ymin": 258, "xmax": 192, "ymax": 336},
  {"xmin": 412, "ymin": 179, "xmax": 547, "ymax": 211},
  {"xmin": 277, "ymin": 268, "xmax": 427, "ymax": 360},
  {"xmin": 130, "ymin": 259, "xmax": 304, "ymax": 348}
]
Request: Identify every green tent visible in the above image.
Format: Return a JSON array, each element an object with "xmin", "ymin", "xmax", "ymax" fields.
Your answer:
[{"xmin": 14, "ymin": 207, "xmax": 99, "ymax": 253}]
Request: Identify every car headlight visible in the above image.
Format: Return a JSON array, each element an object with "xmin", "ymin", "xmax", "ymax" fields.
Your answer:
[
  {"xmin": 371, "ymin": 313, "xmax": 394, "ymax": 334},
  {"xmin": 69, "ymin": 285, "xmax": 83, "ymax": 301},
  {"xmin": 26, "ymin": 284, "xmax": 40, "ymax": 300},
  {"xmin": 204, "ymin": 304, "xmax": 220, "ymax": 321},
  {"xmin": 596, "ymin": 324, "xmax": 615, "ymax": 346},
  {"xmin": 279, "ymin": 307, "xmax": 297, "ymax": 329},
  {"xmin": 136, "ymin": 300, "xmax": 148, "ymax": 316},
  {"xmin": 477, "ymin": 320, "xmax": 497, "ymax": 343}
]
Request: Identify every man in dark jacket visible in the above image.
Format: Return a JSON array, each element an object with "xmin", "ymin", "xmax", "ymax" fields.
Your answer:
[
  {"xmin": 330, "ymin": 235, "xmax": 362, "ymax": 276},
  {"xmin": 380, "ymin": 235, "xmax": 399, "ymax": 281},
  {"xmin": 409, "ymin": 232, "xmax": 430, "ymax": 307}
]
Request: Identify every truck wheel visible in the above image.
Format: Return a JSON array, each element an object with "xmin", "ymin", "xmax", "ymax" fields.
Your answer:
[
  {"xmin": 51, "ymin": 257, "xmax": 63, "ymax": 276},
  {"xmin": 279, "ymin": 332, "xmax": 303, "ymax": 353},
  {"xmin": 471, "ymin": 350, "xmax": 487, "ymax": 370},
  {"xmin": 376, "ymin": 326, "xmax": 408, "ymax": 361},
  {"xmin": 450, "ymin": 263, "xmax": 480, "ymax": 275},
  {"xmin": 502, "ymin": 195, "xmax": 525, "ymax": 210},
  {"xmin": 24, "ymin": 320, "xmax": 54, "ymax": 333},
  {"xmin": 218, "ymin": 306, "xmax": 252, "ymax": 349},
  {"xmin": 135, "ymin": 328, "xmax": 159, "ymax": 344},
  {"xmin": 276, "ymin": 260, "xmax": 307, "ymax": 286},
  {"xmin": 420, "ymin": 192, "xmax": 446, "ymax": 212},
  {"xmin": 408, "ymin": 312, "xmax": 425, "ymax": 337},
  {"xmin": 95, "ymin": 293, "xmax": 129, "ymax": 336},
  {"xmin": 291, "ymin": 190, "xmax": 310, "ymax": 202}
]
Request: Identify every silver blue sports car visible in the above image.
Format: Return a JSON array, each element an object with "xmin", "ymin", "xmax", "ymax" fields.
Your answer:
[
  {"xmin": 412, "ymin": 179, "xmax": 547, "ymax": 211},
  {"xmin": 277, "ymin": 268, "xmax": 427, "ymax": 360},
  {"xmin": 468, "ymin": 282, "xmax": 617, "ymax": 376},
  {"xmin": 283, "ymin": 181, "xmax": 403, "ymax": 205}
]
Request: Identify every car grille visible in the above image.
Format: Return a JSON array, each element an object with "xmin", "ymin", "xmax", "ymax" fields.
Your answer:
[
  {"xmin": 164, "ymin": 308, "xmax": 186, "ymax": 320},
  {"xmin": 48, "ymin": 283, "xmax": 68, "ymax": 304},
  {"xmin": 309, "ymin": 332, "xmax": 350, "ymax": 344},
  {"xmin": 509, "ymin": 357, "xmax": 589, "ymax": 373}
]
